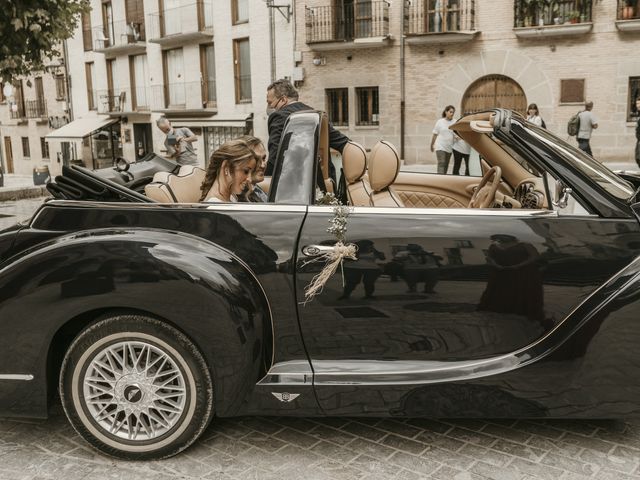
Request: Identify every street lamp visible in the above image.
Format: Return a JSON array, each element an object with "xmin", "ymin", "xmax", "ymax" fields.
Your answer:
[{"xmin": 2, "ymin": 83, "xmax": 13, "ymax": 98}]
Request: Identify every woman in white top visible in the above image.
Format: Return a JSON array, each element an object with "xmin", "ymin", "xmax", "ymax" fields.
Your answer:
[
  {"xmin": 430, "ymin": 105, "xmax": 456, "ymax": 174},
  {"xmin": 199, "ymin": 139, "xmax": 257, "ymax": 203},
  {"xmin": 526, "ymin": 103, "xmax": 543, "ymax": 127}
]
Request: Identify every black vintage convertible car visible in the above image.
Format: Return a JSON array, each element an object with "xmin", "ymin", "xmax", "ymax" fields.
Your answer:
[{"xmin": 1, "ymin": 109, "xmax": 640, "ymax": 460}]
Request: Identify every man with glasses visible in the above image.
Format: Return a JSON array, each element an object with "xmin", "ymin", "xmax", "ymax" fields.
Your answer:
[
  {"xmin": 237, "ymin": 135, "xmax": 269, "ymax": 202},
  {"xmin": 265, "ymin": 79, "xmax": 349, "ymax": 180}
]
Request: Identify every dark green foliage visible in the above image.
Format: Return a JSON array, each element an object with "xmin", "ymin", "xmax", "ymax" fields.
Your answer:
[{"xmin": 0, "ymin": 0, "xmax": 89, "ymax": 81}]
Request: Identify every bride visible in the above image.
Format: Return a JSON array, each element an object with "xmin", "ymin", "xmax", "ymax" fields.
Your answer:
[{"xmin": 200, "ymin": 139, "xmax": 257, "ymax": 203}]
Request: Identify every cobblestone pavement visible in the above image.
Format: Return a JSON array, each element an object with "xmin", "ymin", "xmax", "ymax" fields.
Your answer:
[
  {"xmin": 1, "ymin": 404, "xmax": 640, "ymax": 480},
  {"xmin": 0, "ymin": 197, "xmax": 46, "ymax": 229},
  {"xmin": 3, "ymin": 199, "xmax": 640, "ymax": 479}
]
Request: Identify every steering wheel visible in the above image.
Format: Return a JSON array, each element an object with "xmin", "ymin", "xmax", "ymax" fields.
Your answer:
[{"xmin": 469, "ymin": 166, "xmax": 502, "ymax": 208}]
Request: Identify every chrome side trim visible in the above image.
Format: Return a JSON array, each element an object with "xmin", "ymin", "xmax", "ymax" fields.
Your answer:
[
  {"xmin": 308, "ymin": 205, "xmax": 559, "ymax": 217},
  {"xmin": 259, "ymin": 360, "xmax": 312, "ymax": 386},
  {"xmin": 0, "ymin": 374, "xmax": 34, "ymax": 381},
  {"xmin": 312, "ymin": 256, "xmax": 640, "ymax": 386}
]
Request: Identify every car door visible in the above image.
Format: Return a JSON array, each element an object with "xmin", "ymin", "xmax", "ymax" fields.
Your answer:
[{"xmin": 295, "ymin": 205, "xmax": 640, "ymax": 416}]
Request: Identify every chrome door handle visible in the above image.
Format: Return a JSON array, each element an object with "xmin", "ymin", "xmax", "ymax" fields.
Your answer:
[{"xmin": 302, "ymin": 244, "xmax": 335, "ymax": 257}]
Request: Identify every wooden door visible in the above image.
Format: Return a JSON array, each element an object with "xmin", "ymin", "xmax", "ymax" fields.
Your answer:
[
  {"xmin": 200, "ymin": 44, "xmax": 216, "ymax": 107},
  {"xmin": 125, "ymin": 0, "xmax": 145, "ymax": 40},
  {"xmin": 14, "ymin": 80, "xmax": 25, "ymax": 116},
  {"xmin": 4, "ymin": 137, "xmax": 14, "ymax": 174},
  {"xmin": 102, "ymin": 2, "xmax": 114, "ymax": 47},
  {"xmin": 461, "ymin": 75, "xmax": 527, "ymax": 116}
]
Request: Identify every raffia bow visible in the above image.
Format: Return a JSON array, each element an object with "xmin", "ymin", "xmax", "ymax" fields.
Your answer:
[{"xmin": 303, "ymin": 241, "xmax": 357, "ymax": 303}]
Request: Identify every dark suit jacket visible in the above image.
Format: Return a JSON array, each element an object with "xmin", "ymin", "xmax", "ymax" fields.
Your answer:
[{"xmin": 266, "ymin": 102, "xmax": 350, "ymax": 177}]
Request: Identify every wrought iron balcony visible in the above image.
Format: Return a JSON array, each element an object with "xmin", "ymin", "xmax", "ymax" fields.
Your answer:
[
  {"xmin": 97, "ymin": 88, "xmax": 151, "ymax": 114},
  {"xmin": 405, "ymin": 0, "xmax": 478, "ymax": 44},
  {"xmin": 616, "ymin": 0, "xmax": 640, "ymax": 31},
  {"xmin": 147, "ymin": 1, "xmax": 213, "ymax": 47},
  {"xmin": 151, "ymin": 82, "xmax": 216, "ymax": 115},
  {"xmin": 306, "ymin": 1, "xmax": 390, "ymax": 49},
  {"xmin": 514, "ymin": 0, "xmax": 593, "ymax": 38},
  {"xmin": 93, "ymin": 21, "xmax": 146, "ymax": 56},
  {"xmin": 9, "ymin": 104, "xmax": 25, "ymax": 120},
  {"xmin": 26, "ymin": 99, "xmax": 47, "ymax": 119}
]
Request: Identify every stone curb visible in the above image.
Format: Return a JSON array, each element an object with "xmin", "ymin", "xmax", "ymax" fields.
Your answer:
[{"xmin": 0, "ymin": 186, "xmax": 49, "ymax": 202}]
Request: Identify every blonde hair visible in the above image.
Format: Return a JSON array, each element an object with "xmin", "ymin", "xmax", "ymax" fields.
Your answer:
[{"xmin": 199, "ymin": 139, "xmax": 257, "ymax": 201}]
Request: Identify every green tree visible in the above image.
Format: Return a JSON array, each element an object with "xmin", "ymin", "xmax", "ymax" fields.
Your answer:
[{"xmin": 0, "ymin": 0, "xmax": 89, "ymax": 81}]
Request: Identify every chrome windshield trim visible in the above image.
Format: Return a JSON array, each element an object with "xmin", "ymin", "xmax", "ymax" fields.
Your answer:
[
  {"xmin": 0, "ymin": 374, "xmax": 33, "ymax": 381},
  {"xmin": 308, "ymin": 205, "xmax": 559, "ymax": 217},
  {"xmin": 30, "ymin": 201, "xmax": 307, "ymax": 226}
]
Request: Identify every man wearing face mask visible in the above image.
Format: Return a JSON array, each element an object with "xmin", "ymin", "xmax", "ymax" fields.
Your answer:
[{"xmin": 265, "ymin": 79, "xmax": 349, "ymax": 179}]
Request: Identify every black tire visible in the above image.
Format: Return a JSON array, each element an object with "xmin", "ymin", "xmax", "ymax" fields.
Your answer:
[{"xmin": 59, "ymin": 314, "xmax": 214, "ymax": 460}]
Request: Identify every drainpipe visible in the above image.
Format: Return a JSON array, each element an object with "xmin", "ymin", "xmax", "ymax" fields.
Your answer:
[
  {"xmin": 400, "ymin": 0, "xmax": 406, "ymax": 160},
  {"xmin": 268, "ymin": 0, "xmax": 276, "ymax": 82},
  {"xmin": 63, "ymin": 39, "xmax": 73, "ymax": 122}
]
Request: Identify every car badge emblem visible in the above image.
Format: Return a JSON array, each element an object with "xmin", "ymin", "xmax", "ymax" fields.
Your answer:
[
  {"xmin": 271, "ymin": 392, "xmax": 300, "ymax": 403},
  {"xmin": 124, "ymin": 385, "xmax": 143, "ymax": 403}
]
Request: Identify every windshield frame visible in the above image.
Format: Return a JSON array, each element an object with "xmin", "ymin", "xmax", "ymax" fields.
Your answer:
[{"xmin": 518, "ymin": 122, "xmax": 634, "ymax": 201}]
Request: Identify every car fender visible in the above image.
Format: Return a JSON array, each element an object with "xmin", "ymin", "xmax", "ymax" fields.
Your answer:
[{"xmin": 0, "ymin": 228, "xmax": 272, "ymax": 417}]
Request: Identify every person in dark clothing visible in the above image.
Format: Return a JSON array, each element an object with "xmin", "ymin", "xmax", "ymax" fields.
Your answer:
[
  {"xmin": 635, "ymin": 98, "xmax": 640, "ymax": 168},
  {"xmin": 265, "ymin": 79, "xmax": 350, "ymax": 178}
]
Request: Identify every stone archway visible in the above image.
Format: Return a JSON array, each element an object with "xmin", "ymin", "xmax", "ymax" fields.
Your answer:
[
  {"xmin": 436, "ymin": 50, "xmax": 553, "ymax": 118},
  {"xmin": 461, "ymin": 74, "xmax": 528, "ymax": 116}
]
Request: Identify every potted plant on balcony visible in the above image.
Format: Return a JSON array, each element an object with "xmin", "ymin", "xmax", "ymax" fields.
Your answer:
[
  {"xmin": 568, "ymin": 10, "xmax": 580, "ymax": 23},
  {"xmin": 621, "ymin": 0, "xmax": 636, "ymax": 19}
]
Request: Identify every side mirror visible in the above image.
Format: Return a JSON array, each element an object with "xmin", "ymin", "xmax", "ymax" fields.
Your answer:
[{"xmin": 553, "ymin": 181, "xmax": 573, "ymax": 209}]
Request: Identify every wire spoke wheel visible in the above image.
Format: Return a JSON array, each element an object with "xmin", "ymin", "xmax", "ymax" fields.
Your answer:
[
  {"xmin": 60, "ymin": 315, "xmax": 214, "ymax": 460},
  {"xmin": 83, "ymin": 341, "xmax": 187, "ymax": 441}
]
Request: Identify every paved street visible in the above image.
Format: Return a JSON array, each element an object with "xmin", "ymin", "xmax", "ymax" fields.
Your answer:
[
  {"xmin": 2, "ymin": 197, "xmax": 640, "ymax": 479},
  {"xmin": 1, "ymin": 403, "xmax": 640, "ymax": 479}
]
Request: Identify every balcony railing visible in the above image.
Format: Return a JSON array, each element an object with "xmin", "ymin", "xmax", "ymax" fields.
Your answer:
[
  {"xmin": 26, "ymin": 99, "xmax": 47, "ymax": 118},
  {"xmin": 514, "ymin": 0, "xmax": 592, "ymax": 27},
  {"xmin": 306, "ymin": 1, "xmax": 390, "ymax": 44},
  {"xmin": 97, "ymin": 88, "xmax": 151, "ymax": 114},
  {"xmin": 616, "ymin": 0, "xmax": 640, "ymax": 30},
  {"xmin": 147, "ymin": 1, "xmax": 213, "ymax": 44},
  {"xmin": 9, "ymin": 104, "xmax": 25, "ymax": 119},
  {"xmin": 406, "ymin": 0, "xmax": 475, "ymax": 35},
  {"xmin": 618, "ymin": 0, "xmax": 640, "ymax": 20},
  {"xmin": 93, "ymin": 20, "xmax": 145, "ymax": 54},
  {"xmin": 151, "ymin": 82, "xmax": 214, "ymax": 111}
]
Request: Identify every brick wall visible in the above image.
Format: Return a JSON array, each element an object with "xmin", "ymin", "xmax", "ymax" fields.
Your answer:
[{"xmin": 297, "ymin": 1, "xmax": 640, "ymax": 164}]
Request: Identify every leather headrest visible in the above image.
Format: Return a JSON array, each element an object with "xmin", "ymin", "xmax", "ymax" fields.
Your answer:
[
  {"xmin": 342, "ymin": 141, "xmax": 367, "ymax": 184},
  {"xmin": 367, "ymin": 141, "xmax": 400, "ymax": 192},
  {"xmin": 144, "ymin": 166, "xmax": 206, "ymax": 203}
]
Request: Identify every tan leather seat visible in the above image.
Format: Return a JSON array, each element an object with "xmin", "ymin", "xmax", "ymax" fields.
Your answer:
[
  {"xmin": 342, "ymin": 141, "xmax": 371, "ymax": 207},
  {"xmin": 144, "ymin": 165, "xmax": 206, "ymax": 203},
  {"xmin": 368, "ymin": 140, "xmax": 404, "ymax": 207}
]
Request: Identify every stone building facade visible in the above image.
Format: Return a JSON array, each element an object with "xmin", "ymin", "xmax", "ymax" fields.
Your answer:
[
  {"xmin": 43, "ymin": 0, "xmax": 294, "ymax": 175},
  {"xmin": 297, "ymin": 0, "xmax": 640, "ymax": 164},
  {"xmin": 0, "ymin": 59, "xmax": 70, "ymax": 176}
]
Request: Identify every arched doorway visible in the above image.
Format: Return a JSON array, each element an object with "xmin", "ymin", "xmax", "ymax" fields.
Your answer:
[{"xmin": 461, "ymin": 75, "xmax": 527, "ymax": 116}]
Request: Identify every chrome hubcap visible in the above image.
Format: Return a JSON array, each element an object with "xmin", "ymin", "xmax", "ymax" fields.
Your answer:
[{"xmin": 83, "ymin": 341, "xmax": 187, "ymax": 441}]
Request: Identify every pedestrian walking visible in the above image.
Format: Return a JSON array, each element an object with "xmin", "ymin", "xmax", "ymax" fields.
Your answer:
[
  {"xmin": 635, "ymin": 97, "xmax": 640, "ymax": 168},
  {"xmin": 431, "ymin": 105, "xmax": 456, "ymax": 174},
  {"xmin": 577, "ymin": 101, "xmax": 598, "ymax": 157},
  {"xmin": 526, "ymin": 103, "xmax": 545, "ymax": 128},
  {"xmin": 452, "ymin": 133, "xmax": 471, "ymax": 176},
  {"xmin": 156, "ymin": 117, "xmax": 199, "ymax": 166}
]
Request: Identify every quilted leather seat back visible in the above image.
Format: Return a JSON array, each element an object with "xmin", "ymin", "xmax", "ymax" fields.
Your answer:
[
  {"xmin": 398, "ymin": 191, "xmax": 466, "ymax": 209},
  {"xmin": 342, "ymin": 141, "xmax": 371, "ymax": 207},
  {"xmin": 145, "ymin": 165, "xmax": 206, "ymax": 203}
]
